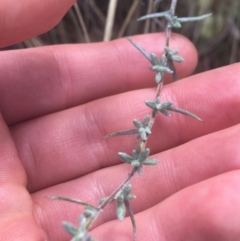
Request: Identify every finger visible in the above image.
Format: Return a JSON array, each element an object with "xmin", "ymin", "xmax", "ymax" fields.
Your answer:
[
  {"xmin": 0, "ymin": 0, "xmax": 76, "ymax": 47},
  {"xmin": 32, "ymin": 124, "xmax": 240, "ymax": 240},
  {"xmin": 0, "ymin": 34, "xmax": 197, "ymax": 125},
  {"xmin": 0, "ymin": 113, "xmax": 46, "ymax": 240},
  {"xmin": 92, "ymin": 170, "xmax": 240, "ymax": 241},
  {"xmin": 11, "ymin": 64, "xmax": 240, "ymax": 191}
]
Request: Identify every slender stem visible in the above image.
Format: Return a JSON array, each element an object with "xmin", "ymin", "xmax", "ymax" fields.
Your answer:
[
  {"xmin": 104, "ymin": 0, "xmax": 118, "ymax": 41},
  {"xmin": 166, "ymin": 0, "xmax": 178, "ymax": 46},
  {"xmin": 170, "ymin": 0, "xmax": 178, "ymax": 16},
  {"xmin": 98, "ymin": 167, "xmax": 137, "ymax": 209},
  {"xmin": 73, "ymin": 3, "xmax": 91, "ymax": 43},
  {"xmin": 85, "ymin": 167, "xmax": 137, "ymax": 229}
]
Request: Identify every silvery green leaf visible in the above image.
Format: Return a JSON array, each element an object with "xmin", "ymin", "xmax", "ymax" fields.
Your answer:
[
  {"xmin": 133, "ymin": 119, "xmax": 142, "ymax": 128},
  {"xmin": 124, "ymin": 199, "xmax": 137, "ymax": 241},
  {"xmin": 114, "ymin": 188, "xmax": 124, "ymax": 201},
  {"xmin": 168, "ymin": 60, "xmax": 178, "ymax": 81},
  {"xmin": 145, "ymin": 100, "xmax": 157, "ymax": 110},
  {"xmin": 126, "ymin": 194, "xmax": 136, "ymax": 200},
  {"xmin": 160, "ymin": 55, "xmax": 167, "ymax": 66},
  {"xmin": 142, "ymin": 158, "xmax": 159, "ymax": 165},
  {"xmin": 150, "ymin": 53, "xmax": 160, "ymax": 65},
  {"xmin": 137, "ymin": 166, "xmax": 143, "ymax": 175},
  {"xmin": 132, "ymin": 149, "xmax": 139, "ymax": 158},
  {"xmin": 150, "ymin": 65, "xmax": 162, "ymax": 72},
  {"xmin": 117, "ymin": 200, "xmax": 126, "ymax": 221},
  {"xmin": 62, "ymin": 221, "xmax": 79, "ymax": 236},
  {"xmin": 162, "ymin": 66, "xmax": 173, "ymax": 74},
  {"xmin": 159, "ymin": 101, "xmax": 173, "ymax": 109},
  {"xmin": 160, "ymin": 109, "xmax": 170, "ymax": 116},
  {"xmin": 103, "ymin": 129, "xmax": 138, "ymax": 139},
  {"xmin": 167, "ymin": 106, "xmax": 203, "ymax": 121},
  {"xmin": 142, "ymin": 115, "xmax": 150, "ymax": 125},
  {"xmin": 131, "ymin": 160, "xmax": 141, "ymax": 167},
  {"xmin": 164, "ymin": 46, "xmax": 179, "ymax": 55},
  {"xmin": 178, "ymin": 13, "xmax": 212, "ymax": 23},
  {"xmin": 165, "ymin": 15, "xmax": 182, "ymax": 28},
  {"xmin": 138, "ymin": 148, "xmax": 150, "ymax": 163},
  {"xmin": 172, "ymin": 21, "xmax": 182, "ymax": 28},
  {"xmin": 140, "ymin": 131, "xmax": 147, "ymax": 141},
  {"xmin": 118, "ymin": 152, "xmax": 134, "ymax": 163},
  {"xmin": 98, "ymin": 197, "xmax": 108, "ymax": 205},
  {"xmin": 155, "ymin": 72, "xmax": 163, "ymax": 84},
  {"xmin": 79, "ymin": 215, "xmax": 87, "ymax": 227},
  {"xmin": 137, "ymin": 11, "xmax": 169, "ymax": 21},
  {"xmin": 171, "ymin": 55, "xmax": 184, "ymax": 63},
  {"xmin": 84, "ymin": 206, "xmax": 100, "ymax": 218},
  {"xmin": 127, "ymin": 37, "xmax": 152, "ymax": 63},
  {"xmin": 122, "ymin": 184, "xmax": 132, "ymax": 197}
]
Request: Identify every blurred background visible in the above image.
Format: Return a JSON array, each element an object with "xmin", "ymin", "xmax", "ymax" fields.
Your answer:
[{"xmin": 4, "ymin": 0, "xmax": 240, "ymax": 73}]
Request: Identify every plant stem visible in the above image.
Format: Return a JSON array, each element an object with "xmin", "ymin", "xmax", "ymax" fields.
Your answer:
[
  {"xmin": 98, "ymin": 167, "xmax": 137, "ymax": 209},
  {"xmin": 85, "ymin": 167, "xmax": 138, "ymax": 229},
  {"xmin": 166, "ymin": 0, "xmax": 178, "ymax": 46}
]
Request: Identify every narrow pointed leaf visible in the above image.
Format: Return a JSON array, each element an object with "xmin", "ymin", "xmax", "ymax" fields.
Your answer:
[
  {"xmin": 138, "ymin": 148, "xmax": 150, "ymax": 162},
  {"xmin": 164, "ymin": 46, "xmax": 179, "ymax": 55},
  {"xmin": 131, "ymin": 160, "xmax": 141, "ymax": 167},
  {"xmin": 168, "ymin": 59, "xmax": 178, "ymax": 81},
  {"xmin": 142, "ymin": 115, "xmax": 150, "ymax": 125},
  {"xmin": 162, "ymin": 66, "xmax": 173, "ymax": 74},
  {"xmin": 98, "ymin": 197, "xmax": 108, "ymax": 205},
  {"xmin": 62, "ymin": 222, "xmax": 79, "ymax": 236},
  {"xmin": 49, "ymin": 196, "xmax": 99, "ymax": 210},
  {"xmin": 145, "ymin": 100, "xmax": 157, "ymax": 110},
  {"xmin": 133, "ymin": 119, "xmax": 142, "ymax": 128},
  {"xmin": 140, "ymin": 131, "xmax": 147, "ymax": 141},
  {"xmin": 167, "ymin": 106, "xmax": 202, "ymax": 121},
  {"xmin": 142, "ymin": 158, "xmax": 159, "ymax": 165},
  {"xmin": 127, "ymin": 37, "xmax": 152, "ymax": 62},
  {"xmin": 160, "ymin": 55, "xmax": 167, "ymax": 66},
  {"xmin": 155, "ymin": 72, "xmax": 162, "ymax": 84},
  {"xmin": 137, "ymin": 11, "xmax": 169, "ymax": 21},
  {"xmin": 178, "ymin": 13, "xmax": 212, "ymax": 23},
  {"xmin": 118, "ymin": 152, "xmax": 134, "ymax": 163},
  {"xmin": 137, "ymin": 165, "xmax": 143, "ymax": 175},
  {"xmin": 132, "ymin": 149, "xmax": 139, "ymax": 158},
  {"xmin": 171, "ymin": 55, "xmax": 184, "ymax": 63},
  {"xmin": 126, "ymin": 194, "xmax": 136, "ymax": 200},
  {"xmin": 159, "ymin": 101, "xmax": 173, "ymax": 109},
  {"xmin": 125, "ymin": 200, "xmax": 137, "ymax": 241},
  {"xmin": 122, "ymin": 184, "xmax": 132, "ymax": 197},
  {"xmin": 160, "ymin": 109, "xmax": 171, "ymax": 116},
  {"xmin": 103, "ymin": 128, "xmax": 138, "ymax": 139},
  {"xmin": 117, "ymin": 201, "xmax": 126, "ymax": 221},
  {"xmin": 150, "ymin": 53, "xmax": 160, "ymax": 65}
]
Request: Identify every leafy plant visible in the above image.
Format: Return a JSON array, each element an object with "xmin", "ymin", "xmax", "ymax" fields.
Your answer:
[{"xmin": 50, "ymin": 0, "xmax": 211, "ymax": 240}]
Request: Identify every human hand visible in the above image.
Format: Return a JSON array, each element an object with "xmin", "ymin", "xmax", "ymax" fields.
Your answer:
[{"xmin": 1, "ymin": 1, "xmax": 240, "ymax": 241}]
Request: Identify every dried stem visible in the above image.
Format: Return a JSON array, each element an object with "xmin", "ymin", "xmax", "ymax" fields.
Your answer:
[
  {"xmin": 98, "ymin": 167, "xmax": 137, "ymax": 209},
  {"xmin": 73, "ymin": 3, "xmax": 91, "ymax": 43},
  {"xmin": 166, "ymin": 0, "xmax": 178, "ymax": 46},
  {"xmin": 104, "ymin": 0, "xmax": 118, "ymax": 41},
  {"xmin": 84, "ymin": 167, "xmax": 138, "ymax": 229}
]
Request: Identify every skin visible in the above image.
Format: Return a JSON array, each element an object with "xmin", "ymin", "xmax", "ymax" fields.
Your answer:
[{"xmin": 1, "ymin": 1, "xmax": 240, "ymax": 241}]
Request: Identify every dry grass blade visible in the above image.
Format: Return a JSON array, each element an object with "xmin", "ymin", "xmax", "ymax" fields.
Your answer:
[
  {"xmin": 144, "ymin": 0, "xmax": 153, "ymax": 33},
  {"xmin": 118, "ymin": 0, "xmax": 139, "ymax": 38},
  {"xmin": 104, "ymin": 0, "xmax": 118, "ymax": 41},
  {"xmin": 74, "ymin": 2, "xmax": 91, "ymax": 43}
]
